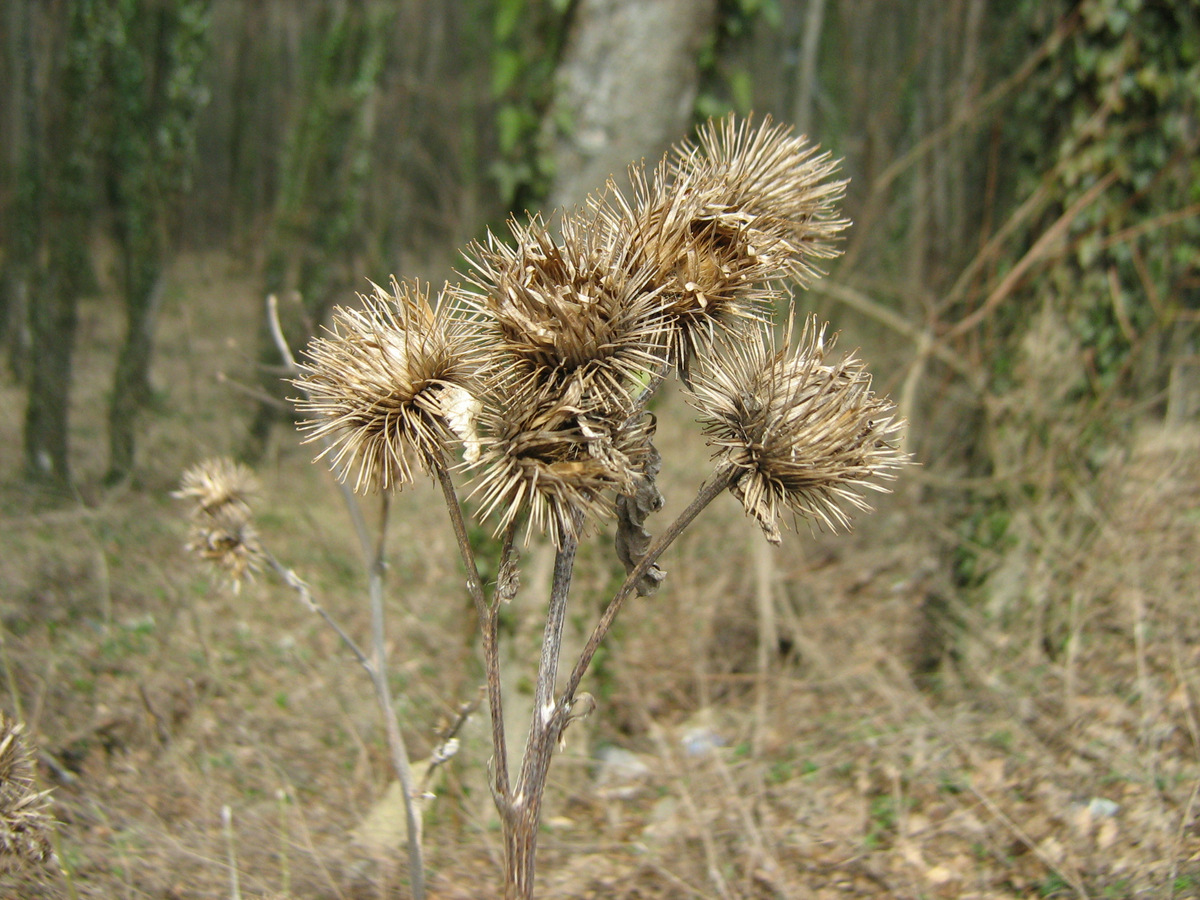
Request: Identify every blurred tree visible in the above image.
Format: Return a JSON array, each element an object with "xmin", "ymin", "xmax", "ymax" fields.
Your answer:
[
  {"xmin": 2, "ymin": 0, "xmax": 38, "ymax": 380},
  {"xmin": 951, "ymin": 0, "xmax": 1200, "ymax": 613},
  {"xmin": 16, "ymin": 0, "xmax": 100, "ymax": 487},
  {"xmin": 242, "ymin": 0, "xmax": 391, "ymax": 461},
  {"xmin": 97, "ymin": 0, "xmax": 211, "ymax": 482},
  {"xmin": 545, "ymin": 0, "xmax": 719, "ymax": 211}
]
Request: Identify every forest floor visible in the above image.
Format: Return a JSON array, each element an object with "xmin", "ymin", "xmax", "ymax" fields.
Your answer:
[{"xmin": 2, "ymin": 249, "xmax": 1199, "ymax": 899}]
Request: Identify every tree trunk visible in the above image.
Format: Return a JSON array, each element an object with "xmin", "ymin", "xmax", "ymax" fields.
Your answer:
[
  {"xmin": 107, "ymin": 251, "xmax": 165, "ymax": 483},
  {"xmin": 791, "ymin": 0, "xmax": 828, "ymax": 137},
  {"xmin": 242, "ymin": 0, "xmax": 388, "ymax": 461},
  {"xmin": 100, "ymin": 0, "xmax": 209, "ymax": 482},
  {"xmin": 23, "ymin": 269, "xmax": 79, "ymax": 486},
  {"xmin": 22, "ymin": 0, "xmax": 95, "ymax": 487},
  {"xmin": 3, "ymin": 0, "xmax": 37, "ymax": 380},
  {"xmin": 546, "ymin": 0, "xmax": 719, "ymax": 212}
]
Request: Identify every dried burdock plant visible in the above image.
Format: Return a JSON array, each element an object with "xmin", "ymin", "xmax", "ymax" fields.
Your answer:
[
  {"xmin": 295, "ymin": 277, "xmax": 481, "ymax": 492},
  {"xmin": 176, "ymin": 449, "xmax": 431, "ymax": 900},
  {"xmin": 179, "ymin": 116, "xmax": 907, "ymax": 900},
  {"xmin": 0, "ymin": 713, "xmax": 54, "ymax": 875},
  {"xmin": 175, "ymin": 456, "xmax": 259, "ymax": 518},
  {"xmin": 670, "ymin": 114, "xmax": 849, "ymax": 286},
  {"xmin": 175, "ymin": 457, "xmax": 264, "ymax": 588},
  {"xmin": 467, "ymin": 383, "xmax": 656, "ymax": 544},
  {"xmin": 689, "ymin": 316, "xmax": 908, "ymax": 543}
]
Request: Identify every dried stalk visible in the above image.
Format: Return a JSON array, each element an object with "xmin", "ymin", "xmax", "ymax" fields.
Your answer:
[
  {"xmin": 436, "ymin": 464, "xmax": 512, "ymax": 798},
  {"xmin": 267, "ymin": 295, "xmax": 426, "ymax": 900}
]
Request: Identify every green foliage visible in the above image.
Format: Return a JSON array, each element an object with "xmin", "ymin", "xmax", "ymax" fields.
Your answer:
[
  {"xmin": 271, "ymin": 0, "xmax": 391, "ymax": 300},
  {"xmin": 950, "ymin": 0, "xmax": 1200, "ymax": 629},
  {"xmin": 696, "ymin": 0, "xmax": 780, "ymax": 120},
  {"xmin": 1000, "ymin": 0, "xmax": 1200, "ymax": 395},
  {"xmin": 953, "ymin": 502, "xmax": 1014, "ymax": 589},
  {"xmin": 485, "ymin": 0, "xmax": 572, "ymax": 209}
]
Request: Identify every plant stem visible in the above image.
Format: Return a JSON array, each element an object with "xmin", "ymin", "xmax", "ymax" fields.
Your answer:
[
  {"xmin": 270, "ymin": 293, "xmax": 428, "ymax": 897},
  {"xmin": 365, "ymin": 495, "xmax": 426, "ymax": 900},
  {"xmin": 263, "ymin": 550, "xmax": 371, "ymax": 671},
  {"xmin": 561, "ymin": 462, "xmax": 737, "ymax": 707},
  {"xmin": 437, "ymin": 465, "xmax": 512, "ymax": 798},
  {"xmin": 502, "ymin": 521, "xmax": 580, "ymax": 900}
]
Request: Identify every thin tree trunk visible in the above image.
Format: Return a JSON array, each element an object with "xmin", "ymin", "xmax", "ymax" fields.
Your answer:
[
  {"xmin": 24, "ymin": 270, "xmax": 78, "ymax": 486},
  {"xmin": 3, "ymin": 0, "xmax": 37, "ymax": 379},
  {"xmin": 546, "ymin": 0, "xmax": 718, "ymax": 212},
  {"xmin": 22, "ymin": 0, "xmax": 95, "ymax": 487},
  {"xmin": 792, "ymin": 0, "xmax": 828, "ymax": 137},
  {"xmin": 107, "ymin": 256, "xmax": 165, "ymax": 482}
]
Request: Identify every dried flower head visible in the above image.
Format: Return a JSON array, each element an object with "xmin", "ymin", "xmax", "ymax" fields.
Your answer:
[
  {"xmin": 176, "ymin": 459, "xmax": 264, "ymax": 589},
  {"xmin": 184, "ymin": 504, "xmax": 264, "ymax": 588},
  {"xmin": 0, "ymin": 713, "xmax": 54, "ymax": 874},
  {"xmin": 670, "ymin": 115, "xmax": 848, "ymax": 287},
  {"xmin": 173, "ymin": 457, "xmax": 259, "ymax": 519},
  {"xmin": 295, "ymin": 277, "xmax": 480, "ymax": 492},
  {"xmin": 468, "ymin": 382, "xmax": 654, "ymax": 545},
  {"xmin": 455, "ymin": 212, "xmax": 667, "ymax": 410},
  {"xmin": 591, "ymin": 115, "xmax": 847, "ymax": 375},
  {"xmin": 593, "ymin": 161, "xmax": 779, "ymax": 374},
  {"xmin": 689, "ymin": 316, "xmax": 908, "ymax": 543}
]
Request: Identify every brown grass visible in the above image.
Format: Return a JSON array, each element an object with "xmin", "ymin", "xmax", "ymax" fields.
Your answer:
[{"xmin": 1, "ymin": 249, "xmax": 1198, "ymax": 898}]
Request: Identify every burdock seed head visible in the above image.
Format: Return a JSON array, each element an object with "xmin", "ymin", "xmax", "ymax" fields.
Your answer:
[
  {"xmin": 184, "ymin": 504, "xmax": 264, "ymax": 589},
  {"xmin": 593, "ymin": 115, "xmax": 848, "ymax": 376},
  {"xmin": 453, "ymin": 210, "xmax": 667, "ymax": 545},
  {"xmin": 670, "ymin": 115, "xmax": 848, "ymax": 287},
  {"xmin": 295, "ymin": 277, "xmax": 480, "ymax": 492},
  {"xmin": 0, "ymin": 713, "xmax": 54, "ymax": 874},
  {"xmin": 467, "ymin": 381, "xmax": 654, "ymax": 546},
  {"xmin": 176, "ymin": 458, "xmax": 264, "ymax": 589},
  {"xmin": 173, "ymin": 456, "xmax": 259, "ymax": 519},
  {"xmin": 454, "ymin": 211, "xmax": 667, "ymax": 411},
  {"xmin": 594, "ymin": 159, "xmax": 781, "ymax": 375},
  {"xmin": 689, "ymin": 315, "xmax": 908, "ymax": 543}
]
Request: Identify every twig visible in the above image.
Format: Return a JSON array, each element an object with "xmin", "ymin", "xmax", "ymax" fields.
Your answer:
[
  {"xmin": 267, "ymin": 294, "xmax": 297, "ymax": 371},
  {"xmin": 366, "ymin": 498, "xmax": 425, "ymax": 900},
  {"xmin": 214, "ymin": 371, "xmax": 293, "ymax": 408},
  {"xmin": 276, "ymin": 788, "xmax": 291, "ymax": 898},
  {"xmin": 752, "ymin": 531, "xmax": 775, "ymax": 757},
  {"xmin": 811, "ymin": 280, "xmax": 978, "ymax": 386},
  {"xmin": 221, "ymin": 805, "xmax": 242, "ymax": 900},
  {"xmin": 643, "ymin": 712, "xmax": 734, "ymax": 900},
  {"xmin": 437, "ymin": 465, "xmax": 511, "ymax": 798},
  {"xmin": 1167, "ymin": 777, "xmax": 1200, "ymax": 900},
  {"xmin": 266, "ymin": 294, "xmax": 426, "ymax": 900},
  {"xmin": 946, "ymin": 171, "xmax": 1118, "ymax": 339},
  {"xmin": 561, "ymin": 462, "xmax": 738, "ymax": 707},
  {"xmin": 261, "ymin": 550, "xmax": 371, "ymax": 674},
  {"xmin": 501, "ymin": 517, "xmax": 582, "ymax": 898}
]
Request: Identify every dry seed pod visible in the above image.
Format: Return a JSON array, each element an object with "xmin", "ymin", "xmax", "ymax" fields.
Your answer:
[
  {"xmin": 468, "ymin": 382, "xmax": 655, "ymax": 546},
  {"xmin": 176, "ymin": 458, "xmax": 265, "ymax": 590},
  {"xmin": 173, "ymin": 457, "xmax": 259, "ymax": 520},
  {"xmin": 689, "ymin": 316, "xmax": 908, "ymax": 542},
  {"xmin": 0, "ymin": 713, "xmax": 55, "ymax": 874},
  {"xmin": 455, "ymin": 211, "xmax": 668, "ymax": 411},
  {"xmin": 593, "ymin": 115, "xmax": 848, "ymax": 374},
  {"xmin": 295, "ymin": 277, "xmax": 480, "ymax": 492}
]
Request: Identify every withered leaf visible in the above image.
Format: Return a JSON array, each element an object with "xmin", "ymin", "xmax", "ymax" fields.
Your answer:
[{"xmin": 614, "ymin": 427, "xmax": 666, "ymax": 596}]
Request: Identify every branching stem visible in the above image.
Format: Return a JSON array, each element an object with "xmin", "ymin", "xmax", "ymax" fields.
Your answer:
[
  {"xmin": 436, "ymin": 464, "xmax": 512, "ymax": 797},
  {"xmin": 561, "ymin": 462, "xmax": 738, "ymax": 707},
  {"xmin": 268, "ymin": 295, "xmax": 425, "ymax": 900}
]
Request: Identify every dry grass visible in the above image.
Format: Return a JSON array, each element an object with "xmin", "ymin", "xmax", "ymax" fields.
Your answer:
[{"xmin": 1, "ymin": 249, "xmax": 1198, "ymax": 898}]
